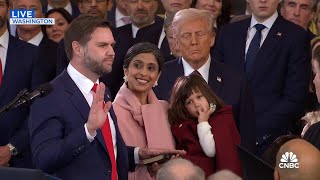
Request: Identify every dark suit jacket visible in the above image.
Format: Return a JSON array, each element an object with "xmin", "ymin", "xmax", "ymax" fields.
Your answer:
[
  {"xmin": 0, "ymin": 35, "xmax": 40, "ymax": 168},
  {"xmin": 213, "ymin": 16, "xmax": 310, "ymax": 137},
  {"xmin": 154, "ymin": 58, "xmax": 256, "ymax": 152},
  {"xmin": 33, "ymin": 36, "xmax": 58, "ymax": 85},
  {"xmin": 29, "ymin": 71, "xmax": 135, "ymax": 180},
  {"xmin": 107, "ymin": 6, "xmax": 116, "ymax": 28},
  {"xmin": 42, "ymin": 3, "xmax": 80, "ymax": 19},
  {"xmin": 56, "ymin": 39, "xmax": 67, "ymax": 76}
]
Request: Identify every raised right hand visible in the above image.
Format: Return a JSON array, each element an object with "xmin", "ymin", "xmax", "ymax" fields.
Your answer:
[{"xmin": 87, "ymin": 82, "xmax": 112, "ymax": 135}]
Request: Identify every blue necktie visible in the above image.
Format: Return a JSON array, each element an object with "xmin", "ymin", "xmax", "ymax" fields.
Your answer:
[{"xmin": 245, "ymin": 24, "xmax": 266, "ymax": 75}]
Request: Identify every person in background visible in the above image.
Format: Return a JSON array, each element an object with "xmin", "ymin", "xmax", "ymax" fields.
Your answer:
[
  {"xmin": 42, "ymin": 0, "xmax": 80, "ymax": 19},
  {"xmin": 163, "ymin": 13, "xmax": 181, "ymax": 61},
  {"xmin": 13, "ymin": 0, "xmax": 58, "ymax": 84},
  {"xmin": 168, "ymin": 74, "xmax": 242, "ymax": 177},
  {"xmin": 280, "ymin": 0, "xmax": 317, "ymax": 40},
  {"xmin": 193, "ymin": 0, "xmax": 230, "ymax": 31},
  {"xmin": 207, "ymin": 170, "xmax": 242, "ymax": 180},
  {"xmin": 113, "ymin": 42, "xmax": 175, "ymax": 180},
  {"xmin": 213, "ymin": 0, "xmax": 310, "ymax": 157},
  {"xmin": 262, "ymin": 135, "xmax": 300, "ymax": 168},
  {"xmin": 0, "ymin": 0, "xmax": 40, "ymax": 168},
  {"xmin": 156, "ymin": 158, "xmax": 205, "ymax": 180},
  {"xmin": 274, "ymin": 139, "xmax": 320, "ymax": 180},
  {"xmin": 43, "ymin": 8, "xmax": 73, "ymax": 43},
  {"xmin": 107, "ymin": 0, "xmax": 130, "ymax": 28}
]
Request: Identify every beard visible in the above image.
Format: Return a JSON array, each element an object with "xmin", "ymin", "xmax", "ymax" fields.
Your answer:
[
  {"xmin": 0, "ymin": 16, "xmax": 6, "ymax": 28},
  {"xmin": 83, "ymin": 47, "xmax": 112, "ymax": 77}
]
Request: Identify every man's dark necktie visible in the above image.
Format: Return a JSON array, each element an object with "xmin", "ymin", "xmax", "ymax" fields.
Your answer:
[{"xmin": 245, "ymin": 24, "xmax": 266, "ymax": 75}]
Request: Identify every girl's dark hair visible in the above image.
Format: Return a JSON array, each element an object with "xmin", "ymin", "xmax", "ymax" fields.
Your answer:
[
  {"xmin": 42, "ymin": 8, "xmax": 73, "ymax": 37},
  {"xmin": 123, "ymin": 42, "xmax": 164, "ymax": 73},
  {"xmin": 168, "ymin": 73, "xmax": 224, "ymax": 125}
]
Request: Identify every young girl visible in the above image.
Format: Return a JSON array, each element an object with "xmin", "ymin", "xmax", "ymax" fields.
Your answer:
[{"xmin": 168, "ymin": 73, "xmax": 242, "ymax": 177}]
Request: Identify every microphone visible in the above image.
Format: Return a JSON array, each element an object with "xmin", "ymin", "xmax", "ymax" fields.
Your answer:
[{"xmin": 0, "ymin": 83, "xmax": 53, "ymax": 115}]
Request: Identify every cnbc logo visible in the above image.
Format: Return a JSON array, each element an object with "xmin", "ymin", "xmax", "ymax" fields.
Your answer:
[
  {"xmin": 279, "ymin": 152, "xmax": 299, "ymax": 169},
  {"xmin": 9, "ymin": 10, "xmax": 54, "ymax": 25}
]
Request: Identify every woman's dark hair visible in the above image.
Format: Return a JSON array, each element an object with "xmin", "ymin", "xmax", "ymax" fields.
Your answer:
[
  {"xmin": 191, "ymin": 0, "xmax": 230, "ymax": 30},
  {"xmin": 168, "ymin": 73, "xmax": 224, "ymax": 125},
  {"xmin": 42, "ymin": 8, "xmax": 73, "ymax": 36},
  {"xmin": 123, "ymin": 42, "xmax": 164, "ymax": 73}
]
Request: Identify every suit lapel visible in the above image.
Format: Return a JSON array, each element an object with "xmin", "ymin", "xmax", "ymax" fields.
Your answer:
[
  {"xmin": 0, "ymin": 36, "xmax": 20, "ymax": 100},
  {"xmin": 208, "ymin": 60, "xmax": 224, "ymax": 96},
  {"xmin": 168, "ymin": 58, "xmax": 185, "ymax": 86},
  {"xmin": 237, "ymin": 19, "xmax": 251, "ymax": 66},
  {"xmin": 62, "ymin": 72, "xmax": 109, "ymax": 152}
]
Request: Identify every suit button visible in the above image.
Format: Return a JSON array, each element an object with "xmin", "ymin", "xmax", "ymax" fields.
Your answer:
[{"xmin": 105, "ymin": 170, "xmax": 111, "ymax": 175}]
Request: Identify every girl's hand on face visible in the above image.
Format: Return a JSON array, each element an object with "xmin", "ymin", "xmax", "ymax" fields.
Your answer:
[{"xmin": 197, "ymin": 104, "xmax": 215, "ymax": 123}]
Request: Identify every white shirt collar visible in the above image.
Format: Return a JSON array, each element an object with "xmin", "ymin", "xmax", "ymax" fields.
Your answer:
[
  {"xmin": 67, "ymin": 63, "xmax": 99, "ymax": 95},
  {"xmin": 27, "ymin": 31, "xmax": 43, "ymax": 46},
  {"xmin": 115, "ymin": 7, "xmax": 126, "ymax": 21},
  {"xmin": 250, "ymin": 11, "xmax": 278, "ymax": 30},
  {"xmin": 0, "ymin": 29, "xmax": 9, "ymax": 49},
  {"xmin": 48, "ymin": 2, "xmax": 72, "ymax": 15},
  {"xmin": 182, "ymin": 56, "xmax": 211, "ymax": 83},
  {"xmin": 131, "ymin": 24, "xmax": 139, "ymax": 38}
]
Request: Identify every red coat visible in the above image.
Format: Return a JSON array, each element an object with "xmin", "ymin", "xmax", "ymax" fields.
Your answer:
[{"xmin": 171, "ymin": 106, "xmax": 242, "ymax": 177}]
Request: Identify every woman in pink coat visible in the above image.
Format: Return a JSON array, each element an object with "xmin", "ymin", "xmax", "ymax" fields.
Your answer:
[{"xmin": 113, "ymin": 42, "xmax": 175, "ymax": 180}]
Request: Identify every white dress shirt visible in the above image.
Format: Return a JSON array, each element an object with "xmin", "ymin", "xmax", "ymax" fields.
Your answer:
[
  {"xmin": 47, "ymin": 2, "xmax": 72, "ymax": 15},
  {"xmin": 67, "ymin": 64, "xmax": 118, "ymax": 158},
  {"xmin": 26, "ymin": 31, "xmax": 43, "ymax": 46},
  {"xmin": 182, "ymin": 56, "xmax": 211, "ymax": 83},
  {"xmin": 132, "ymin": 24, "xmax": 139, "ymax": 38},
  {"xmin": 0, "ymin": 30, "xmax": 9, "ymax": 74},
  {"xmin": 157, "ymin": 28, "xmax": 166, "ymax": 49},
  {"xmin": 245, "ymin": 12, "xmax": 278, "ymax": 54},
  {"xmin": 115, "ymin": 8, "xmax": 130, "ymax": 28}
]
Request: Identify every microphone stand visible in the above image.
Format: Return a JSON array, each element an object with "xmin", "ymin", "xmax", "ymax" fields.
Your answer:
[{"xmin": 0, "ymin": 89, "xmax": 28, "ymax": 115}]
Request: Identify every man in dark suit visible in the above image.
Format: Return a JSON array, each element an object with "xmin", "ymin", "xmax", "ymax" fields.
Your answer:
[
  {"xmin": 154, "ymin": 8, "xmax": 256, "ymax": 153},
  {"xmin": 0, "ymin": 0, "xmax": 40, "ymax": 168},
  {"xmin": 107, "ymin": 0, "xmax": 130, "ymax": 28},
  {"xmin": 13, "ymin": 0, "xmax": 57, "ymax": 85},
  {"xmin": 29, "ymin": 15, "xmax": 183, "ymax": 180},
  {"xmin": 280, "ymin": 0, "xmax": 317, "ymax": 41},
  {"xmin": 42, "ymin": 0, "xmax": 80, "ymax": 18},
  {"xmin": 213, "ymin": 0, "xmax": 310, "ymax": 155}
]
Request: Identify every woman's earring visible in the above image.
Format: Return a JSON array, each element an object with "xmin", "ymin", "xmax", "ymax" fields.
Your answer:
[
  {"xmin": 153, "ymin": 81, "xmax": 158, "ymax": 87},
  {"xmin": 123, "ymin": 75, "xmax": 128, "ymax": 82}
]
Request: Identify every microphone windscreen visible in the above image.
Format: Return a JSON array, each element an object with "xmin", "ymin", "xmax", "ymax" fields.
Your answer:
[{"xmin": 37, "ymin": 83, "xmax": 53, "ymax": 97}]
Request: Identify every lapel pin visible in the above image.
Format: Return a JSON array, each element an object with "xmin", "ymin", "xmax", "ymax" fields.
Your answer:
[
  {"xmin": 217, "ymin": 77, "xmax": 222, "ymax": 82},
  {"xmin": 179, "ymin": 124, "xmax": 182, "ymax": 128},
  {"xmin": 277, "ymin": 32, "xmax": 282, "ymax": 36},
  {"xmin": 107, "ymin": 95, "xmax": 110, "ymax": 99}
]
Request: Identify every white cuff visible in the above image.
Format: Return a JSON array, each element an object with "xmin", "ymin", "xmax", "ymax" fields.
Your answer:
[
  {"xmin": 197, "ymin": 122, "xmax": 216, "ymax": 157},
  {"xmin": 84, "ymin": 123, "xmax": 96, "ymax": 142},
  {"xmin": 134, "ymin": 147, "xmax": 140, "ymax": 164}
]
